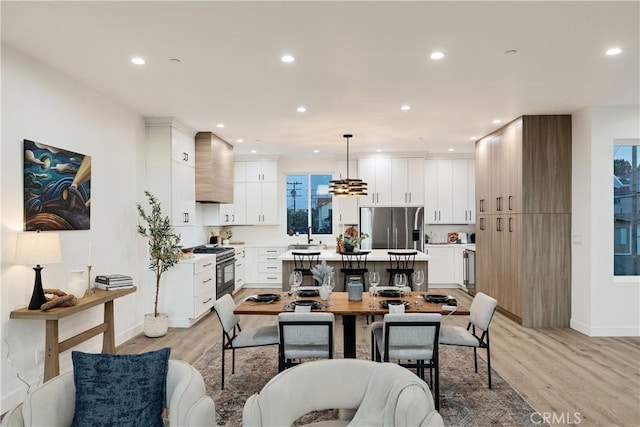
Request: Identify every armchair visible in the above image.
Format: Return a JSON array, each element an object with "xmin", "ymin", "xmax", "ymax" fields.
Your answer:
[{"xmin": 0, "ymin": 360, "xmax": 215, "ymax": 427}]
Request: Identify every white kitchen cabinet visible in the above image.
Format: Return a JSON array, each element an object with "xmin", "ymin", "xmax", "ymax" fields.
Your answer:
[
  {"xmin": 335, "ymin": 160, "xmax": 359, "ymax": 225},
  {"xmin": 146, "ymin": 119, "xmax": 196, "ymax": 226},
  {"xmin": 425, "ymin": 158, "xmax": 474, "ymax": 224},
  {"xmin": 424, "ymin": 245, "xmax": 456, "ymax": 284},
  {"xmin": 359, "ymin": 158, "xmax": 392, "ymax": 205},
  {"xmin": 245, "ymin": 247, "xmax": 259, "ymax": 284},
  {"xmin": 453, "ymin": 246, "xmax": 466, "ymax": 286},
  {"xmin": 206, "ymin": 182, "xmax": 247, "ymax": 225},
  {"xmin": 245, "ymin": 160, "xmax": 278, "ymax": 182},
  {"xmin": 452, "ymin": 159, "xmax": 475, "ymax": 223},
  {"xmin": 245, "ymin": 246, "xmax": 285, "ymax": 286},
  {"xmin": 160, "ymin": 255, "xmax": 216, "ymax": 327},
  {"xmin": 232, "ymin": 245, "xmax": 246, "ymax": 290},
  {"xmin": 246, "ymin": 181, "xmax": 278, "ymax": 225},
  {"xmin": 391, "ymin": 158, "xmax": 424, "ymax": 206}
]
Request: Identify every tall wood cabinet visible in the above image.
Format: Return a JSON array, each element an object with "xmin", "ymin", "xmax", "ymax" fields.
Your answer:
[{"xmin": 475, "ymin": 115, "xmax": 571, "ymax": 328}]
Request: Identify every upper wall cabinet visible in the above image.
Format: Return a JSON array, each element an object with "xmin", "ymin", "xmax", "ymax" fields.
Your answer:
[
  {"xmin": 237, "ymin": 160, "xmax": 278, "ymax": 225},
  {"xmin": 195, "ymin": 132, "xmax": 234, "ymax": 203},
  {"xmin": 245, "ymin": 161, "xmax": 277, "ymax": 183},
  {"xmin": 425, "ymin": 158, "xmax": 475, "ymax": 224},
  {"xmin": 145, "ymin": 118, "xmax": 196, "ymax": 227},
  {"xmin": 391, "ymin": 158, "xmax": 425, "ymax": 206},
  {"xmin": 358, "ymin": 158, "xmax": 392, "ymax": 206}
]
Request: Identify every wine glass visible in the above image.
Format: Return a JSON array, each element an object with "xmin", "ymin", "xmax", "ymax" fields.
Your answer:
[
  {"xmin": 291, "ymin": 271, "xmax": 302, "ymax": 300},
  {"xmin": 323, "ymin": 274, "xmax": 335, "ymax": 305},
  {"xmin": 394, "ymin": 273, "xmax": 406, "ymax": 289},
  {"xmin": 369, "ymin": 271, "xmax": 380, "ymax": 299},
  {"xmin": 412, "ymin": 270, "xmax": 425, "ymax": 307}
]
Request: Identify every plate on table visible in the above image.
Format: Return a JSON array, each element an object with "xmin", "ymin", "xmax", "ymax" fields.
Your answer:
[
  {"xmin": 423, "ymin": 294, "xmax": 450, "ymax": 304},
  {"xmin": 378, "ymin": 289, "xmax": 402, "ymax": 298},
  {"xmin": 379, "ymin": 300, "xmax": 410, "ymax": 309},
  {"xmin": 252, "ymin": 294, "xmax": 281, "ymax": 302},
  {"xmin": 297, "ymin": 288, "xmax": 320, "ymax": 297},
  {"xmin": 292, "ymin": 300, "xmax": 323, "ymax": 310}
]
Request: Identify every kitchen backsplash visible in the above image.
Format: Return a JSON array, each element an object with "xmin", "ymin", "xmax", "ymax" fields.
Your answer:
[{"xmin": 425, "ymin": 224, "xmax": 475, "ymax": 244}]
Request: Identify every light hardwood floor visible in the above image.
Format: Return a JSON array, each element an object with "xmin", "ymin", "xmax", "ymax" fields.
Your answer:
[{"xmin": 117, "ymin": 288, "xmax": 640, "ymax": 427}]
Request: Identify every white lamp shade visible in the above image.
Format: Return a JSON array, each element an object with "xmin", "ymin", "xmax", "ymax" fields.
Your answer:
[{"xmin": 15, "ymin": 232, "xmax": 62, "ymax": 266}]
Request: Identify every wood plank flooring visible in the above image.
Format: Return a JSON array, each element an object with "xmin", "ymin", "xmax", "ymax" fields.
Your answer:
[{"xmin": 117, "ymin": 288, "xmax": 640, "ymax": 427}]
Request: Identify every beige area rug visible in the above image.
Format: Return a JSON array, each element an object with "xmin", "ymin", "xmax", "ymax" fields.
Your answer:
[{"xmin": 194, "ymin": 343, "xmax": 544, "ymax": 426}]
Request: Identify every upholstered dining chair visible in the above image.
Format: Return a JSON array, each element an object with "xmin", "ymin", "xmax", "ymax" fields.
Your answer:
[
  {"xmin": 371, "ymin": 313, "xmax": 442, "ymax": 410},
  {"xmin": 292, "ymin": 251, "xmax": 321, "ymax": 286},
  {"xmin": 212, "ymin": 294, "xmax": 279, "ymax": 389},
  {"xmin": 277, "ymin": 312, "xmax": 334, "ymax": 371},
  {"xmin": 439, "ymin": 292, "xmax": 497, "ymax": 388}
]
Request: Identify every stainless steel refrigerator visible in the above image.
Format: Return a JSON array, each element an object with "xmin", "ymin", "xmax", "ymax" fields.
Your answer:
[{"xmin": 360, "ymin": 207, "xmax": 424, "ymax": 251}]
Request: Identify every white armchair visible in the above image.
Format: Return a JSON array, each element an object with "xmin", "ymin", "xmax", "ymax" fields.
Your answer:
[
  {"xmin": 1, "ymin": 360, "xmax": 215, "ymax": 427},
  {"xmin": 243, "ymin": 358, "xmax": 444, "ymax": 427}
]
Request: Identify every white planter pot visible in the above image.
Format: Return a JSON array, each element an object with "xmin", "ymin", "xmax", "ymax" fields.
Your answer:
[
  {"xmin": 67, "ymin": 270, "xmax": 86, "ymax": 299},
  {"xmin": 144, "ymin": 313, "xmax": 168, "ymax": 338}
]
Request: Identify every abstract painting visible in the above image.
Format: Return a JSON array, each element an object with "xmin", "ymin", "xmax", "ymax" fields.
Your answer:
[{"xmin": 23, "ymin": 139, "xmax": 91, "ymax": 230}]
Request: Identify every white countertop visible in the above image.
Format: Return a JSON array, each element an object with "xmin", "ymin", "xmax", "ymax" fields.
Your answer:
[
  {"xmin": 426, "ymin": 243, "xmax": 476, "ymax": 251},
  {"xmin": 278, "ymin": 249, "xmax": 432, "ymax": 262}
]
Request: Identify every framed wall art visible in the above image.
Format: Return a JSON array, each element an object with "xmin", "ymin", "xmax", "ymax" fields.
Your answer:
[{"xmin": 23, "ymin": 139, "xmax": 91, "ymax": 231}]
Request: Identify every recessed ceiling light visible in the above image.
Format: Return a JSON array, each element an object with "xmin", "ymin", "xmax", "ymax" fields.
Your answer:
[
  {"xmin": 492, "ymin": 119, "xmax": 502, "ymax": 124},
  {"xmin": 313, "ymin": 150, "xmax": 319, "ymax": 153},
  {"xmin": 281, "ymin": 54, "xmax": 295, "ymax": 63},
  {"xmin": 216, "ymin": 123, "xmax": 225, "ymax": 128},
  {"xmin": 250, "ymin": 150, "xmax": 257, "ymax": 153},
  {"xmin": 470, "ymin": 136, "xmax": 478, "ymax": 141},
  {"xmin": 400, "ymin": 105, "xmax": 411, "ymax": 111},
  {"xmin": 297, "ymin": 106, "xmax": 307, "ymax": 113},
  {"xmin": 376, "ymin": 149, "xmax": 383, "ymax": 153},
  {"xmin": 430, "ymin": 51, "xmax": 445, "ymax": 60},
  {"xmin": 236, "ymin": 139, "xmax": 244, "ymax": 143},
  {"xmin": 131, "ymin": 57, "xmax": 145, "ymax": 65},
  {"xmin": 448, "ymin": 148, "xmax": 455, "ymax": 152},
  {"xmin": 606, "ymin": 47, "xmax": 622, "ymax": 56}
]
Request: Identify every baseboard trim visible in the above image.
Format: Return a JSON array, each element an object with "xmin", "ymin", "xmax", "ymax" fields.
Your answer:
[{"xmin": 570, "ymin": 318, "xmax": 640, "ymax": 337}]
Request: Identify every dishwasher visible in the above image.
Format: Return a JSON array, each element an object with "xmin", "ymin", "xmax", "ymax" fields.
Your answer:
[{"xmin": 463, "ymin": 249, "xmax": 476, "ymax": 296}]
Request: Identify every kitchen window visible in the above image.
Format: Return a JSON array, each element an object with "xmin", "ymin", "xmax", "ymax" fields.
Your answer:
[
  {"xmin": 286, "ymin": 174, "xmax": 333, "ymax": 235},
  {"xmin": 613, "ymin": 143, "xmax": 639, "ymax": 276}
]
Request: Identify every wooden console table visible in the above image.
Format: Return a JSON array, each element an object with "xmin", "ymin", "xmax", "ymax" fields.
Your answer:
[{"xmin": 10, "ymin": 287, "xmax": 136, "ymax": 382}]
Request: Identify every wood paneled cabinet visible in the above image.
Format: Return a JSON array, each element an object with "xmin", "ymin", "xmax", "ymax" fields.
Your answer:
[
  {"xmin": 145, "ymin": 119, "xmax": 196, "ymax": 227},
  {"xmin": 358, "ymin": 158, "xmax": 392, "ymax": 205},
  {"xmin": 475, "ymin": 115, "xmax": 571, "ymax": 328},
  {"xmin": 195, "ymin": 132, "xmax": 234, "ymax": 203}
]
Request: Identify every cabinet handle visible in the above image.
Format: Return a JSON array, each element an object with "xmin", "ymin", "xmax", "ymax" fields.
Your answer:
[
  {"xmin": 267, "ymin": 276, "xmax": 277, "ymax": 280},
  {"xmin": 267, "ymin": 266, "xmax": 277, "ymax": 270},
  {"xmin": 496, "ymin": 197, "xmax": 500, "ymax": 211},
  {"xmin": 434, "ymin": 211, "xmax": 437, "ymax": 221},
  {"xmin": 203, "ymin": 263, "xmax": 213, "ymax": 268},
  {"xmin": 465, "ymin": 211, "xmax": 468, "ymax": 221},
  {"xmin": 438, "ymin": 211, "xmax": 441, "ymax": 221},
  {"xmin": 202, "ymin": 278, "xmax": 212, "ymax": 283},
  {"xmin": 496, "ymin": 217, "xmax": 502, "ymax": 232},
  {"xmin": 225, "ymin": 214, "xmax": 229, "ymax": 222},
  {"xmin": 480, "ymin": 199, "xmax": 485, "ymax": 212},
  {"xmin": 183, "ymin": 152, "xmax": 188, "ymax": 162},
  {"xmin": 509, "ymin": 196, "xmax": 513, "ymax": 211},
  {"xmin": 509, "ymin": 217, "xmax": 513, "ymax": 232},
  {"xmin": 266, "ymin": 250, "xmax": 277, "ymax": 253},
  {"xmin": 479, "ymin": 218, "xmax": 485, "ymax": 230},
  {"xmin": 232, "ymin": 214, "xmax": 235, "ymax": 222},
  {"xmin": 409, "ymin": 193, "xmax": 412, "ymax": 203},
  {"xmin": 202, "ymin": 298, "xmax": 212, "ymax": 304}
]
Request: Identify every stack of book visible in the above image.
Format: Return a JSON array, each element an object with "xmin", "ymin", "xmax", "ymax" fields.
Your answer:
[{"xmin": 94, "ymin": 274, "xmax": 134, "ymax": 290}]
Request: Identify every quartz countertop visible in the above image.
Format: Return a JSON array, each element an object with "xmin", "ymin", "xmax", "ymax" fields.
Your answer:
[{"xmin": 278, "ymin": 249, "xmax": 432, "ymax": 261}]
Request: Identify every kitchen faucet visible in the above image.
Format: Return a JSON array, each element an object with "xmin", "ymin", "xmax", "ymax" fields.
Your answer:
[{"xmin": 307, "ymin": 226, "xmax": 313, "ymax": 244}]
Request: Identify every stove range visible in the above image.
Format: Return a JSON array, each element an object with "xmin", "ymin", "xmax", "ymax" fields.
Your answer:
[{"xmin": 191, "ymin": 245, "xmax": 235, "ymax": 262}]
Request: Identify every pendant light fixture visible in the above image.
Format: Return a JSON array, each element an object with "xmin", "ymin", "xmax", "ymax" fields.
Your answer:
[{"xmin": 329, "ymin": 134, "xmax": 368, "ymax": 197}]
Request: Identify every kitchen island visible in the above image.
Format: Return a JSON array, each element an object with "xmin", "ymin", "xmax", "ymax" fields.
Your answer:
[{"xmin": 278, "ymin": 249, "xmax": 431, "ymax": 291}]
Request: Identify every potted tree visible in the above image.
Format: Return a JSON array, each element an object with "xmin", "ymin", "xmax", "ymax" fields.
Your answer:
[{"xmin": 136, "ymin": 191, "xmax": 181, "ymax": 337}]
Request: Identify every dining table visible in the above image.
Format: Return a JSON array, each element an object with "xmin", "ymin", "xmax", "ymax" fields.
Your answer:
[{"xmin": 234, "ymin": 290, "xmax": 470, "ymax": 358}]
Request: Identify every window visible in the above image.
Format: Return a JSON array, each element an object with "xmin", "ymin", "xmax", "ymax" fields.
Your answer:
[
  {"xmin": 286, "ymin": 174, "xmax": 333, "ymax": 235},
  {"xmin": 613, "ymin": 144, "xmax": 639, "ymax": 275}
]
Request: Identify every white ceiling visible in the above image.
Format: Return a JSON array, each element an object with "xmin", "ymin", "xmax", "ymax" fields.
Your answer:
[{"xmin": 2, "ymin": 1, "xmax": 638, "ymax": 157}]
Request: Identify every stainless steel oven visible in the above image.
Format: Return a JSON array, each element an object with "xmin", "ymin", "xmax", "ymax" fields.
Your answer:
[
  {"xmin": 216, "ymin": 254, "xmax": 235, "ymax": 298},
  {"xmin": 463, "ymin": 249, "xmax": 476, "ymax": 295}
]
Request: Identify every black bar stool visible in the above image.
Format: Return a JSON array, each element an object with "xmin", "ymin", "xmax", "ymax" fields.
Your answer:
[
  {"xmin": 339, "ymin": 251, "xmax": 370, "ymax": 291},
  {"xmin": 292, "ymin": 252, "xmax": 321, "ymax": 286},
  {"xmin": 387, "ymin": 251, "xmax": 417, "ymax": 289}
]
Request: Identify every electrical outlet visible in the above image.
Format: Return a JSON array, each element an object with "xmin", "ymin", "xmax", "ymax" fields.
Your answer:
[{"xmin": 35, "ymin": 348, "xmax": 44, "ymax": 364}]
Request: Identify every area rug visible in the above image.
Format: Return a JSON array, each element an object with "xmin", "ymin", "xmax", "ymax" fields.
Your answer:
[{"xmin": 194, "ymin": 343, "xmax": 542, "ymax": 426}]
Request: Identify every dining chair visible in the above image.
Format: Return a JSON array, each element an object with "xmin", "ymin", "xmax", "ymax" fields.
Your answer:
[
  {"xmin": 277, "ymin": 312, "xmax": 334, "ymax": 371},
  {"xmin": 387, "ymin": 251, "xmax": 417, "ymax": 288},
  {"xmin": 340, "ymin": 251, "xmax": 370, "ymax": 290},
  {"xmin": 438, "ymin": 292, "xmax": 497, "ymax": 388},
  {"xmin": 292, "ymin": 251, "xmax": 321, "ymax": 286},
  {"xmin": 371, "ymin": 313, "xmax": 442, "ymax": 410},
  {"xmin": 212, "ymin": 294, "xmax": 279, "ymax": 389}
]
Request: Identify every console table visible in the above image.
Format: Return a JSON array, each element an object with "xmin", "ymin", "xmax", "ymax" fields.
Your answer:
[{"xmin": 10, "ymin": 287, "xmax": 136, "ymax": 381}]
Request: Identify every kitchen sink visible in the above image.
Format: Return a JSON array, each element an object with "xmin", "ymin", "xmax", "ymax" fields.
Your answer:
[{"xmin": 287, "ymin": 243, "xmax": 327, "ymax": 251}]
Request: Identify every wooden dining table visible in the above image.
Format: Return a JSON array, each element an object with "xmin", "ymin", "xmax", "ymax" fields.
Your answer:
[{"xmin": 234, "ymin": 291, "xmax": 470, "ymax": 358}]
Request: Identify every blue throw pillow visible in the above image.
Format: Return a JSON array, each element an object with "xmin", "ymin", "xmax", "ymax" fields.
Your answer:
[{"xmin": 71, "ymin": 347, "xmax": 171, "ymax": 427}]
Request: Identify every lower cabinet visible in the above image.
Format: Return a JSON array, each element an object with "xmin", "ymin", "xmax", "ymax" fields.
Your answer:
[
  {"xmin": 425, "ymin": 245, "xmax": 456, "ymax": 284},
  {"xmin": 234, "ymin": 246, "xmax": 246, "ymax": 290},
  {"xmin": 245, "ymin": 246, "xmax": 285, "ymax": 286},
  {"xmin": 161, "ymin": 255, "xmax": 216, "ymax": 327}
]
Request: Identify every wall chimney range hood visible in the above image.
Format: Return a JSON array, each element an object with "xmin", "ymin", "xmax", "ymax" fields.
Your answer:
[{"xmin": 195, "ymin": 131, "xmax": 234, "ymax": 203}]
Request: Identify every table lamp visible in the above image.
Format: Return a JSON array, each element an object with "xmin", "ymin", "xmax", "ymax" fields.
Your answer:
[{"xmin": 15, "ymin": 231, "xmax": 62, "ymax": 310}]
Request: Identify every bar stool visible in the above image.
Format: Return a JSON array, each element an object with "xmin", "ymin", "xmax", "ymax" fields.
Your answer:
[
  {"xmin": 387, "ymin": 251, "xmax": 417, "ymax": 289},
  {"xmin": 340, "ymin": 251, "xmax": 370, "ymax": 291},
  {"xmin": 292, "ymin": 252, "xmax": 321, "ymax": 286}
]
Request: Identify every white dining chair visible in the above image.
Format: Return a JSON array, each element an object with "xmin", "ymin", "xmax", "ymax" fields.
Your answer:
[{"xmin": 438, "ymin": 292, "xmax": 497, "ymax": 388}]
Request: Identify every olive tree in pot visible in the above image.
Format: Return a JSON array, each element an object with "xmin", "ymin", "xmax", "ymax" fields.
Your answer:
[{"xmin": 136, "ymin": 191, "xmax": 181, "ymax": 337}]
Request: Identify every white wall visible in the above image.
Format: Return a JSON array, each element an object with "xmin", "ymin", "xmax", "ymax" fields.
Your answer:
[
  {"xmin": 0, "ymin": 46, "xmax": 148, "ymax": 410},
  {"xmin": 571, "ymin": 105, "xmax": 640, "ymax": 336}
]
